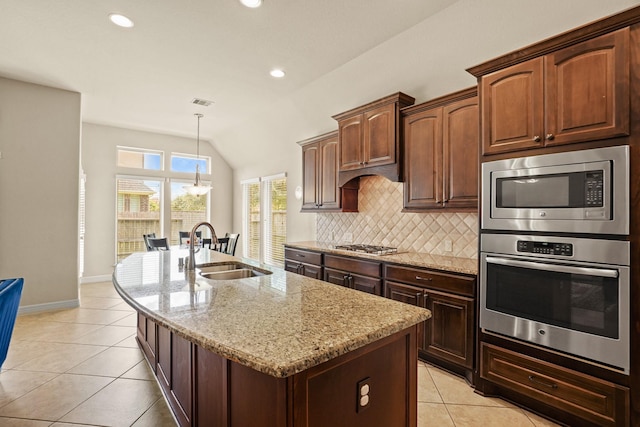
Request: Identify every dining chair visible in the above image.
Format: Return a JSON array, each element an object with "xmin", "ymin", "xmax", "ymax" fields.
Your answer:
[
  {"xmin": 148, "ymin": 237, "xmax": 170, "ymax": 251},
  {"xmin": 179, "ymin": 231, "xmax": 201, "ymax": 245},
  {"xmin": 225, "ymin": 233, "xmax": 240, "ymax": 256},
  {"xmin": 142, "ymin": 233, "xmax": 156, "ymax": 252}
]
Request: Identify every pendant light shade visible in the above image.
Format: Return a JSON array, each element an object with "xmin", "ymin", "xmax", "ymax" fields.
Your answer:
[{"xmin": 184, "ymin": 113, "xmax": 211, "ymax": 196}]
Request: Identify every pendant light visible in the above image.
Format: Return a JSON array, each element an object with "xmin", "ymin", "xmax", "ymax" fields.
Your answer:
[{"xmin": 184, "ymin": 113, "xmax": 211, "ymax": 196}]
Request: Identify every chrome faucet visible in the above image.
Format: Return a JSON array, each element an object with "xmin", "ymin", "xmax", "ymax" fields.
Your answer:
[{"xmin": 186, "ymin": 221, "xmax": 218, "ymax": 271}]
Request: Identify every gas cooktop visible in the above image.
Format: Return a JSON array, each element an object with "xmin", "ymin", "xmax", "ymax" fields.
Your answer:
[{"xmin": 334, "ymin": 244, "xmax": 398, "ymax": 256}]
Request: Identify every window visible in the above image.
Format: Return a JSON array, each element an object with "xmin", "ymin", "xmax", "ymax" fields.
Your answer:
[
  {"xmin": 242, "ymin": 173, "xmax": 287, "ymax": 266},
  {"xmin": 117, "ymin": 147, "xmax": 162, "ymax": 170},
  {"xmin": 116, "ymin": 177, "xmax": 162, "ymax": 261},
  {"xmin": 115, "ymin": 146, "xmax": 212, "ymax": 262},
  {"xmin": 171, "ymin": 153, "xmax": 209, "ymax": 174},
  {"xmin": 170, "ymin": 181, "xmax": 209, "ymax": 245}
]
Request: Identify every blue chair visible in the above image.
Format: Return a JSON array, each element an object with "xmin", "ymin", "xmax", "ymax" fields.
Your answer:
[{"xmin": 0, "ymin": 278, "xmax": 23, "ymax": 369}]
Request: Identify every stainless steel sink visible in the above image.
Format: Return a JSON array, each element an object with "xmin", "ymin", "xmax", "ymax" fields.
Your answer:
[{"xmin": 198, "ymin": 262, "xmax": 271, "ymax": 280}]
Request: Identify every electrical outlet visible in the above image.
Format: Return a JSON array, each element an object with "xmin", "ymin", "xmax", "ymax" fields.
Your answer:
[
  {"xmin": 356, "ymin": 377, "xmax": 371, "ymax": 412},
  {"xmin": 343, "ymin": 233, "xmax": 353, "ymax": 243},
  {"xmin": 444, "ymin": 239, "xmax": 453, "ymax": 252}
]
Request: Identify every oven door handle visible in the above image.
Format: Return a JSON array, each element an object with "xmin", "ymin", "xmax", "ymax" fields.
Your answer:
[{"xmin": 485, "ymin": 256, "xmax": 619, "ymax": 278}]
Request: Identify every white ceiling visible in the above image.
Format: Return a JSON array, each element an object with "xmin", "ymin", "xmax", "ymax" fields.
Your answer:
[{"xmin": 0, "ymin": 0, "xmax": 459, "ymax": 146}]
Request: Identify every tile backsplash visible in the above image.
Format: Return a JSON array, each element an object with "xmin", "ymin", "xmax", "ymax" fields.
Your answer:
[{"xmin": 317, "ymin": 176, "xmax": 478, "ymax": 259}]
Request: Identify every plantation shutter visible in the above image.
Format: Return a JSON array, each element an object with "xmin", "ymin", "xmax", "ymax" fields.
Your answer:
[{"xmin": 263, "ymin": 174, "xmax": 287, "ymax": 266}]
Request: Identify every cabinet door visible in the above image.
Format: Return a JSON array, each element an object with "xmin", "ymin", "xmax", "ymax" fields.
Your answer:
[
  {"xmin": 324, "ymin": 267, "xmax": 350, "ymax": 288},
  {"xmin": 338, "ymin": 115, "xmax": 363, "ymax": 171},
  {"xmin": 443, "ymin": 96, "xmax": 478, "ymax": 209},
  {"xmin": 350, "ymin": 273, "xmax": 382, "ymax": 295},
  {"xmin": 545, "ymin": 28, "xmax": 629, "ymax": 147},
  {"xmin": 403, "ymin": 107, "xmax": 442, "ymax": 210},
  {"xmin": 301, "ymin": 143, "xmax": 319, "ymax": 210},
  {"xmin": 481, "ymin": 58, "xmax": 544, "ymax": 155},
  {"xmin": 284, "ymin": 260, "xmax": 302, "ymax": 274},
  {"xmin": 318, "ymin": 137, "xmax": 340, "ymax": 210},
  {"xmin": 424, "ymin": 289, "xmax": 474, "ymax": 369},
  {"xmin": 385, "ymin": 281, "xmax": 425, "ymax": 307},
  {"xmin": 363, "ymin": 103, "xmax": 396, "ymax": 167},
  {"xmin": 300, "ymin": 264, "xmax": 323, "ymax": 280}
]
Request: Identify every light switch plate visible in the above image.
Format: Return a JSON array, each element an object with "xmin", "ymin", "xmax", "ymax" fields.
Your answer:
[{"xmin": 343, "ymin": 233, "xmax": 353, "ymax": 243}]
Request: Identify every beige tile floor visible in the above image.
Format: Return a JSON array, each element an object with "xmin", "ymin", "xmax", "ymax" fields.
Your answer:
[{"xmin": 0, "ymin": 281, "xmax": 561, "ymax": 426}]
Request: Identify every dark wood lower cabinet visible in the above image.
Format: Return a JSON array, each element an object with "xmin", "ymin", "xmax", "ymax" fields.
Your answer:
[
  {"xmin": 384, "ymin": 265, "xmax": 476, "ymax": 380},
  {"xmin": 139, "ymin": 314, "xmax": 419, "ymax": 427},
  {"xmin": 480, "ymin": 342, "xmax": 630, "ymax": 427},
  {"xmin": 424, "ymin": 289, "xmax": 474, "ymax": 369}
]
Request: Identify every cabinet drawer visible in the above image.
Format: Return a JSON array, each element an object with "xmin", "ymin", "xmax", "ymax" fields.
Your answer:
[
  {"xmin": 481, "ymin": 343, "xmax": 629, "ymax": 427},
  {"xmin": 385, "ymin": 264, "xmax": 475, "ymax": 297},
  {"xmin": 324, "ymin": 254, "xmax": 382, "ymax": 277},
  {"xmin": 284, "ymin": 248, "xmax": 322, "ymax": 266}
]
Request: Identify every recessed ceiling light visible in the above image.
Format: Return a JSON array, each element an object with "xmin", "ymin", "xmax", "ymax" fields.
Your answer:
[
  {"xmin": 270, "ymin": 69, "xmax": 285, "ymax": 78},
  {"xmin": 109, "ymin": 13, "xmax": 134, "ymax": 28},
  {"xmin": 239, "ymin": 0, "xmax": 263, "ymax": 8}
]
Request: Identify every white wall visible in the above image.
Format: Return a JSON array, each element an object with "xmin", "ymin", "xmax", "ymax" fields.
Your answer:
[
  {"xmin": 0, "ymin": 77, "xmax": 81, "ymax": 310},
  {"xmin": 81, "ymin": 123, "xmax": 233, "ymax": 279},
  {"xmin": 220, "ymin": 0, "xmax": 640, "ymax": 244}
]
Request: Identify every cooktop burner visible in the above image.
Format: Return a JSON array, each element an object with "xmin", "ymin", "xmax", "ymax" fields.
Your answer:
[{"xmin": 334, "ymin": 244, "xmax": 398, "ymax": 256}]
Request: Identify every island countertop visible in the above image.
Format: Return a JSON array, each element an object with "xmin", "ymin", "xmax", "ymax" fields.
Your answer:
[{"xmin": 113, "ymin": 248, "xmax": 431, "ymax": 378}]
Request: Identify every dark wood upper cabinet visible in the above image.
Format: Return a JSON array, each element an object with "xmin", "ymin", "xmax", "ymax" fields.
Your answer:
[
  {"xmin": 299, "ymin": 131, "xmax": 357, "ymax": 212},
  {"xmin": 479, "ymin": 28, "xmax": 629, "ymax": 156},
  {"xmin": 333, "ymin": 92, "xmax": 415, "ymax": 186},
  {"xmin": 545, "ymin": 28, "xmax": 629, "ymax": 146},
  {"xmin": 402, "ymin": 88, "xmax": 478, "ymax": 211}
]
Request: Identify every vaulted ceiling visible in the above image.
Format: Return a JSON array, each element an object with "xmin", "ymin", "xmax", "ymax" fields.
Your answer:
[{"xmin": 0, "ymin": 0, "xmax": 458, "ymax": 152}]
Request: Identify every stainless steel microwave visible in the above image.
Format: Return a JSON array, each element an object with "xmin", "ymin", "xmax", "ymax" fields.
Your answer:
[{"xmin": 481, "ymin": 145, "xmax": 630, "ymax": 235}]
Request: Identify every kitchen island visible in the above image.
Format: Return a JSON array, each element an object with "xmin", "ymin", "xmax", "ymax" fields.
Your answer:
[{"xmin": 113, "ymin": 248, "xmax": 431, "ymax": 427}]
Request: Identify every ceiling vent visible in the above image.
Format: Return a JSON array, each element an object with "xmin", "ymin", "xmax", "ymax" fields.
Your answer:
[{"xmin": 191, "ymin": 98, "xmax": 214, "ymax": 107}]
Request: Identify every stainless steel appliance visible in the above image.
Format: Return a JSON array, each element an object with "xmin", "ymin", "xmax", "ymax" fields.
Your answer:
[
  {"xmin": 334, "ymin": 244, "xmax": 398, "ymax": 256},
  {"xmin": 480, "ymin": 233, "xmax": 630, "ymax": 373},
  {"xmin": 481, "ymin": 145, "xmax": 629, "ymax": 234}
]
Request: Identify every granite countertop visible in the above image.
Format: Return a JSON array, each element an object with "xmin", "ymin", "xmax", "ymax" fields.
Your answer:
[
  {"xmin": 285, "ymin": 241, "xmax": 478, "ymax": 276},
  {"xmin": 112, "ymin": 248, "xmax": 431, "ymax": 378}
]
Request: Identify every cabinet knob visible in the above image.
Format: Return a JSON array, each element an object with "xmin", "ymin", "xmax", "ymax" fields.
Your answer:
[
  {"xmin": 533, "ymin": 135, "xmax": 541, "ymax": 142},
  {"xmin": 546, "ymin": 133, "xmax": 555, "ymax": 141}
]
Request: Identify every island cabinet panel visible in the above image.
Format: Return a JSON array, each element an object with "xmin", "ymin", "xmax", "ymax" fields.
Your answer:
[
  {"xmin": 284, "ymin": 247, "xmax": 323, "ymax": 279},
  {"xmin": 480, "ymin": 28, "xmax": 630, "ymax": 156},
  {"xmin": 384, "ymin": 264, "xmax": 476, "ymax": 377},
  {"xmin": 292, "ymin": 326, "xmax": 418, "ymax": 427},
  {"xmin": 402, "ymin": 88, "xmax": 478, "ymax": 211},
  {"xmin": 194, "ymin": 346, "xmax": 225, "ymax": 426},
  {"xmin": 481, "ymin": 343, "xmax": 630, "ymax": 427},
  {"xmin": 137, "ymin": 313, "xmax": 157, "ymax": 371},
  {"xmin": 157, "ymin": 325, "xmax": 193, "ymax": 427},
  {"xmin": 324, "ymin": 254, "xmax": 382, "ymax": 295}
]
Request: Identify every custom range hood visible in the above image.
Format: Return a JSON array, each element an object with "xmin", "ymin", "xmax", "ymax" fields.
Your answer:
[{"xmin": 332, "ymin": 92, "xmax": 415, "ymax": 187}]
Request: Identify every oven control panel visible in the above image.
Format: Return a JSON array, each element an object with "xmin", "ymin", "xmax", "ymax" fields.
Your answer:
[{"xmin": 517, "ymin": 240, "xmax": 573, "ymax": 256}]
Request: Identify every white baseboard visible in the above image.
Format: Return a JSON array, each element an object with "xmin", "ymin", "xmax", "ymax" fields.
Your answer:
[
  {"xmin": 18, "ymin": 299, "xmax": 80, "ymax": 315},
  {"xmin": 80, "ymin": 275, "xmax": 112, "ymax": 285}
]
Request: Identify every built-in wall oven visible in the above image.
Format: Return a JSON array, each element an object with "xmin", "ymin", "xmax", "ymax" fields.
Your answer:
[
  {"xmin": 479, "ymin": 145, "xmax": 631, "ymax": 372},
  {"xmin": 480, "ymin": 233, "xmax": 630, "ymax": 373}
]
